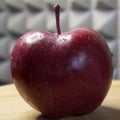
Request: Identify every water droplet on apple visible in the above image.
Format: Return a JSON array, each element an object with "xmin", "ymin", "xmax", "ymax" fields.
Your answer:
[{"xmin": 56, "ymin": 35, "xmax": 72, "ymax": 45}]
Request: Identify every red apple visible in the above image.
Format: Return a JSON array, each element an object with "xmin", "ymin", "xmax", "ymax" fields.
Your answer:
[{"xmin": 11, "ymin": 4, "xmax": 113, "ymax": 118}]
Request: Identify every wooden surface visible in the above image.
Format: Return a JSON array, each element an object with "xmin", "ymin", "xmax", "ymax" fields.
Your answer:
[{"xmin": 0, "ymin": 80, "xmax": 120, "ymax": 120}]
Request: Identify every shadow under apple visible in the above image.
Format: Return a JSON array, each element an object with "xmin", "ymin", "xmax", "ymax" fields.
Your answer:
[{"xmin": 36, "ymin": 106, "xmax": 120, "ymax": 120}]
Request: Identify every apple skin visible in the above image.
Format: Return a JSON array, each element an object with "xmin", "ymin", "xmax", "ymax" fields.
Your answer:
[{"xmin": 11, "ymin": 28, "xmax": 113, "ymax": 118}]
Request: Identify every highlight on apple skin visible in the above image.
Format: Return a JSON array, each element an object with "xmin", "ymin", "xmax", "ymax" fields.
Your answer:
[{"xmin": 11, "ymin": 4, "xmax": 113, "ymax": 118}]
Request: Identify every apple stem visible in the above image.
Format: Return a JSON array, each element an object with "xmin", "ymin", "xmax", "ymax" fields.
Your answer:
[{"xmin": 54, "ymin": 4, "xmax": 61, "ymax": 35}]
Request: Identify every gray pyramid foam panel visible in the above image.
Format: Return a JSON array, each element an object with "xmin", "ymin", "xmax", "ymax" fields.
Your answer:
[{"xmin": 0, "ymin": 0, "xmax": 119, "ymax": 85}]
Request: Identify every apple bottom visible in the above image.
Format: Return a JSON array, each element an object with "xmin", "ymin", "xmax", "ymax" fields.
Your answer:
[{"xmin": 13, "ymin": 75, "xmax": 111, "ymax": 118}]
